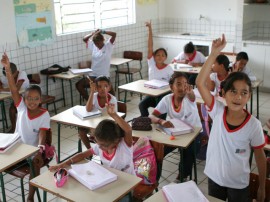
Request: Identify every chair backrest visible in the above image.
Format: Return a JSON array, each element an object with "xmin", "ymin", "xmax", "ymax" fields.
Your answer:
[
  {"xmin": 123, "ymin": 51, "xmax": 143, "ymax": 61},
  {"xmin": 78, "ymin": 61, "xmax": 91, "ymax": 69},
  {"xmin": 117, "ymin": 101, "xmax": 127, "ymax": 119},
  {"xmin": 27, "ymin": 73, "xmax": 41, "ymax": 84}
]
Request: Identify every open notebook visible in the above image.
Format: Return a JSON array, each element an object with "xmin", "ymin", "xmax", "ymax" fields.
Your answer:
[
  {"xmin": 69, "ymin": 68, "xmax": 92, "ymax": 75},
  {"xmin": 162, "ymin": 181, "xmax": 209, "ymax": 202},
  {"xmin": 144, "ymin": 79, "xmax": 169, "ymax": 89},
  {"xmin": 159, "ymin": 118, "xmax": 194, "ymax": 136},
  {"xmin": 0, "ymin": 132, "xmax": 21, "ymax": 153},
  {"xmin": 72, "ymin": 105, "xmax": 102, "ymax": 120},
  {"xmin": 69, "ymin": 161, "xmax": 117, "ymax": 190}
]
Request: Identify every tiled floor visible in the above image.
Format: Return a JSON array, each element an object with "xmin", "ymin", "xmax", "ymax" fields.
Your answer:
[{"xmin": 1, "ymin": 89, "xmax": 270, "ymax": 202}]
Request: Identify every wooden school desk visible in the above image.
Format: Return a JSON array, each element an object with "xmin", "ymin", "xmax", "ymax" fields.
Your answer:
[
  {"xmin": 50, "ymin": 108, "xmax": 124, "ymax": 163},
  {"xmin": 118, "ymin": 79, "xmax": 171, "ymax": 102},
  {"xmin": 46, "ymin": 71, "xmax": 81, "ymax": 107},
  {"xmin": 132, "ymin": 124, "xmax": 202, "ymax": 183},
  {"xmin": 30, "ymin": 165, "xmax": 141, "ymax": 202},
  {"xmin": 0, "ymin": 143, "xmax": 39, "ymax": 202},
  {"xmin": 144, "ymin": 189, "xmax": 223, "ymax": 202}
]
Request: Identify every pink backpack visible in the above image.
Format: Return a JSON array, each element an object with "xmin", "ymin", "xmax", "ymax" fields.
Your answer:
[{"xmin": 133, "ymin": 137, "xmax": 157, "ymax": 185}]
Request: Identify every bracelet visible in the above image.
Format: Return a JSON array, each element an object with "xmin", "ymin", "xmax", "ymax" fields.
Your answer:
[{"xmin": 38, "ymin": 144, "xmax": 45, "ymax": 151}]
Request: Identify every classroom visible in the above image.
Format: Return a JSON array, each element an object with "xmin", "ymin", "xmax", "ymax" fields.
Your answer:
[{"xmin": 1, "ymin": 0, "xmax": 270, "ymax": 201}]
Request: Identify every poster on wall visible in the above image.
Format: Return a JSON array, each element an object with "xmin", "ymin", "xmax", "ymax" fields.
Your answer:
[{"xmin": 13, "ymin": 0, "xmax": 55, "ymax": 47}]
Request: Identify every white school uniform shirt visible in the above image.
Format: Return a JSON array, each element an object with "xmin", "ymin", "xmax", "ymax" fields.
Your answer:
[
  {"xmin": 91, "ymin": 139, "xmax": 135, "ymax": 175},
  {"xmin": 209, "ymin": 72, "xmax": 223, "ymax": 95},
  {"xmin": 15, "ymin": 97, "xmax": 50, "ymax": 146},
  {"xmin": 92, "ymin": 92, "xmax": 118, "ymax": 113},
  {"xmin": 148, "ymin": 56, "xmax": 174, "ymax": 81},
  {"xmin": 87, "ymin": 38, "xmax": 114, "ymax": 77},
  {"xmin": 1, "ymin": 71, "xmax": 30, "ymax": 89},
  {"xmin": 229, "ymin": 63, "xmax": 257, "ymax": 81},
  {"xmin": 204, "ymin": 97, "xmax": 265, "ymax": 189},
  {"xmin": 154, "ymin": 93, "xmax": 202, "ymax": 128},
  {"xmin": 174, "ymin": 51, "xmax": 206, "ymax": 64}
]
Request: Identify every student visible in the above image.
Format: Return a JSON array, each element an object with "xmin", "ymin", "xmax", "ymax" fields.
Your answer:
[
  {"xmin": 76, "ymin": 29, "xmax": 116, "ymax": 101},
  {"xmin": 78, "ymin": 76, "xmax": 117, "ymax": 149},
  {"xmin": 0, "ymin": 62, "xmax": 30, "ymax": 133},
  {"xmin": 173, "ymin": 42, "xmax": 206, "ymax": 85},
  {"xmin": 139, "ymin": 21, "xmax": 173, "ymax": 117},
  {"xmin": 49, "ymin": 104, "xmax": 134, "ymax": 201},
  {"xmin": 1, "ymin": 53, "xmax": 50, "ymax": 202},
  {"xmin": 231, "ymin": 51, "xmax": 256, "ymax": 81},
  {"xmin": 196, "ymin": 34, "xmax": 266, "ymax": 201},
  {"xmin": 149, "ymin": 72, "xmax": 202, "ymax": 181},
  {"xmin": 207, "ymin": 54, "xmax": 230, "ymax": 95}
]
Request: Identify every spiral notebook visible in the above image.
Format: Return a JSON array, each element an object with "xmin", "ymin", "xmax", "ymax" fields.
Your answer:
[{"xmin": 69, "ymin": 161, "xmax": 117, "ymax": 190}]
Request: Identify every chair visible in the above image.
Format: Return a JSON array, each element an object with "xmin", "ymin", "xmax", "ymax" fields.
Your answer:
[
  {"xmin": 77, "ymin": 61, "xmax": 92, "ymax": 104},
  {"xmin": 115, "ymin": 51, "xmax": 143, "ymax": 96},
  {"xmin": 249, "ymin": 172, "xmax": 270, "ymax": 202},
  {"xmin": 117, "ymin": 101, "xmax": 127, "ymax": 119},
  {"xmin": 5, "ymin": 130, "xmax": 54, "ymax": 202},
  {"xmin": 27, "ymin": 74, "xmax": 57, "ymax": 114},
  {"xmin": 132, "ymin": 137, "xmax": 164, "ymax": 201}
]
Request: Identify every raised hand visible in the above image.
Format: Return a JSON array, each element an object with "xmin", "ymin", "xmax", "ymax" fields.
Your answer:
[
  {"xmin": 145, "ymin": 21, "xmax": 152, "ymax": 28},
  {"xmin": 211, "ymin": 34, "xmax": 226, "ymax": 56},
  {"xmin": 1, "ymin": 53, "xmax": 10, "ymax": 72},
  {"xmin": 88, "ymin": 78, "xmax": 96, "ymax": 94},
  {"xmin": 106, "ymin": 103, "xmax": 116, "ymax": 116}
]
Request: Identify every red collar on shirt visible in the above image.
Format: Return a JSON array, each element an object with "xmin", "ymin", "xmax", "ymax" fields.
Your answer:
[
  {"xmin": 27, "ymin": 108, "xmax": 47, "ymax": 120},
  {"xmin": 188, "ymin": 51, "xmax": 197, "ymax": 62},
  {"xmin": 171, "ymin": 95, "xmax": 182, "ymax": 113},
  {"xmin": 97, "ymin": 94, "xmax": 111, "ymax": 108},
  {"xmin": 102, "ymin": 148, "xmax": 116, "ymax": 161}
]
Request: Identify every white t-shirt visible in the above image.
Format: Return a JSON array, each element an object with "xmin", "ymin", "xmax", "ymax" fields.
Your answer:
[
  {"xmin": 92, "ymin": 92, "xmax": 118, "ymax": 113},
  {"xmin": 204, "ymin": 97, "xmax": 265, "ymax": 189},
  {"xmin": 1, "ymin": 71, "xmax": 30, "ymax": 89},
  {"xmin": 91, "ymin": 139, "xmax": 135, "ymax": 175},
  {"xmin": 210, "ymin": 72, "xmax": 224, "ymax": 95},
  {"xmin": 148, "ymin": 56, "xmax": 174, "ymax": 81},
  {"xmin": 229, "ymin": 63, "xmax": 257, "ymax": 81},
  {"xmin": 87, "ymin": 38, "xmax": 114, "ymax": 77},
  {"xmin": 174, "ymin": 51, "xmax": 206, "ymax": 64},
  {"xmin": 15, "ymin": 97, "xmax": 50, "ymax": 146},
  {"xmin": 154, "ymin": 93, "xmax": 202, "ymax": 128}
]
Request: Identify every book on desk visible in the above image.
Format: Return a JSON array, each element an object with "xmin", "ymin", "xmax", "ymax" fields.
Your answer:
[
  {"xmin": 144, "ymin": 79, "xmax": 169, "ymax": 89},
  {"xmin": 69, "ymin": 161, "xmax": 117, "ymax": 190},
  {"xmin": 69, "ymin": 68, "xmax": 93, "ymax": 75},
  {"xmin": 162, "ymin": 181, "xmax": 209, "ymax": 202},
  {"xmin": 159, "ymin": 118, "xmax": 194, "ymax": 136},
  {"xmin": 0, "ymin": 132, "xmax": 21, "ymax": 153},
  {"xmin": 72, "ymin": 105, "xmax": 102, "ymax": 120}
]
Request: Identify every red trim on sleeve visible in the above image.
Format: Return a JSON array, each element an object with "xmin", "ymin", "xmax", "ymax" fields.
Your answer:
[
  {"xmin": 40, "ymin": 128, "xmax": 49, "ymax": 131},
  {"xmin": 15, "ymin": 97, "xmax": 23, "ymax": 108},
  {"xmin": 252, "ymin": 142, "xmax": 266, "ymax": 150},
  {"xmin": 153, "ymin": 109, "xmax": 161, "ymax": 116},
  {"xmin": 207, "ymin": 96, "xmax": 215, "ymax": 112}
]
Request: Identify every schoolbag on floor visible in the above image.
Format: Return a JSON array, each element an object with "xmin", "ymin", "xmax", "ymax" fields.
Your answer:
[{"xmin": 133, "ymin": 137, "xmax": 157, "ymax": 185}]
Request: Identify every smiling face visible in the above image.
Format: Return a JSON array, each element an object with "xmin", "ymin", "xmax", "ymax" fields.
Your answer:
[
  {"xmin": 170, "ymin": 76, "xmax": 188, "ymax": 98},
  {"xmin": 223, "ymin": 80, "xmax": 251, "ymax": 112},
  {"xmin": 24, "ymin": 90, "xmax": 41, "ymax": 111}
]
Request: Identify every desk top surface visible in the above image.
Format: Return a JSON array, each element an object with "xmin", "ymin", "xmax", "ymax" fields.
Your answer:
[
  {"xmin": 252, "ymin": 79, "xmax": 263, "ymax": 88},
  {"xmin": 0, "ymin": 89, "xmax": 24, "ymax": 101},
  {"xmin": 110, "ymin": 57, "xmax": 133, "ymax": 66},
  {"xmin": 0, "ymin": 143, "xmax": 39, "ymax": 172},
  {"xmin": 144, "ymin": 189, "xmax": 223, "ymax": 202},
  {"xmin": 132, "ymin": 124, "xmax": 201, "ymax": 148},
  {"xmin": 118, "ymin": 80, "xmax": 171, "ymax": 97},
  {"xmin": 49, "ymin": 71, "xmax": 81, "ymax": 79},
  {"xmin": 30, "ymin": 165, "xmax": 141, "ymax": 202},
  {"xmin": 51, "ymin": 108, "xmax": 124, "ymax": 129}
]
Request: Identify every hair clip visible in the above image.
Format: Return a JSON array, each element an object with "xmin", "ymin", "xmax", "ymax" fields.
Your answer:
[{"xmin": 54, "ymin": 168, "xmax": 68, "ymax": 187}]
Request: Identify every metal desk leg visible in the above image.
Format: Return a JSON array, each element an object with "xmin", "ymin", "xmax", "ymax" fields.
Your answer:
[
  {"xmin": 43, "ymin": 190, "xmax": 47, "ymax": 202},
  {"xmin": 57, "ymin": 123, "xmax": 61, "ymax": 163},
  {"xmin": 0, "ymin": 172, "xmax": 7, "ymax": 202},
  {"xmin": 69, "ymin": 80, "xmax": 74, "ymax": 106},
  {"xmin": 61, "ymin": 80, "xmax": 66, "ymax": 107},
  {"xmin": 257, "ymin": 86, "xmax": 259, "ymax": 119},
  {"xmin": 27, "ymin": 158, "xmax": 41, "ymax": 202},
  {"xmin": 193, "ymin": 142, "xmax": 197, "ymax": 184},
  {"xmin": 179, "ymin": 148, "xmax": 184, "ymax": 183}
]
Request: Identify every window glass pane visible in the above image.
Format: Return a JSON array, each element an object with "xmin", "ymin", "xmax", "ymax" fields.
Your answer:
[
  {"xmin": 63, "ymin": 21, "xmax": 95, "ymax": 33},
  {"xmin": 62, "ymin": 3, "xmax": 95, "ymax": 15},
  {"xmin": 101, "ymin": 17, "xmax": 128, "ymax": 28}
]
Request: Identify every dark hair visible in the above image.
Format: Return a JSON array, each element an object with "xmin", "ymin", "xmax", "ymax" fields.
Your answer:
[
  {"xmin": 236, "ymin": 52, "xmax": 249, "ymax": 61},
  {"xmin": 220, "ymin": 72, "xmax": 252, "ymax": 95},
  {"xmin": 154, "ymin": 48, "xmax": 168, "ymax": 57},
  {"xmin": 184, "ymin": 42, "xmax": 195, "ymax": 54},
  {"xmin": 25, "ymin": 84, "xmax": 42, "ymax": 96},
  {"xmin": 94, "ymin": 119, "xmax": 124, "ymax": 143},
  {"xmin": 216, "ymin": 55, "xmax": 230, "ymax": 72},
  {"xmin": 93, "ymin": 33, "xmax": 104, "ymax": 43},
  {"xmin": 2, "ymin": 62, "xmax": 17, "ymax": 76},
  {"xmin": 169, "ymin": 72, "xmax": 189, "ymax": 85},
  {"xmin": 95, "ymin": 75, "xmax": 111, "ymax": 85}
]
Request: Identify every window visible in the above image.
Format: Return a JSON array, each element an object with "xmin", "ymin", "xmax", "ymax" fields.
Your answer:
[{"xmin": 53, "ymin": 0, "xmax": 136, "ymax": 35}]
